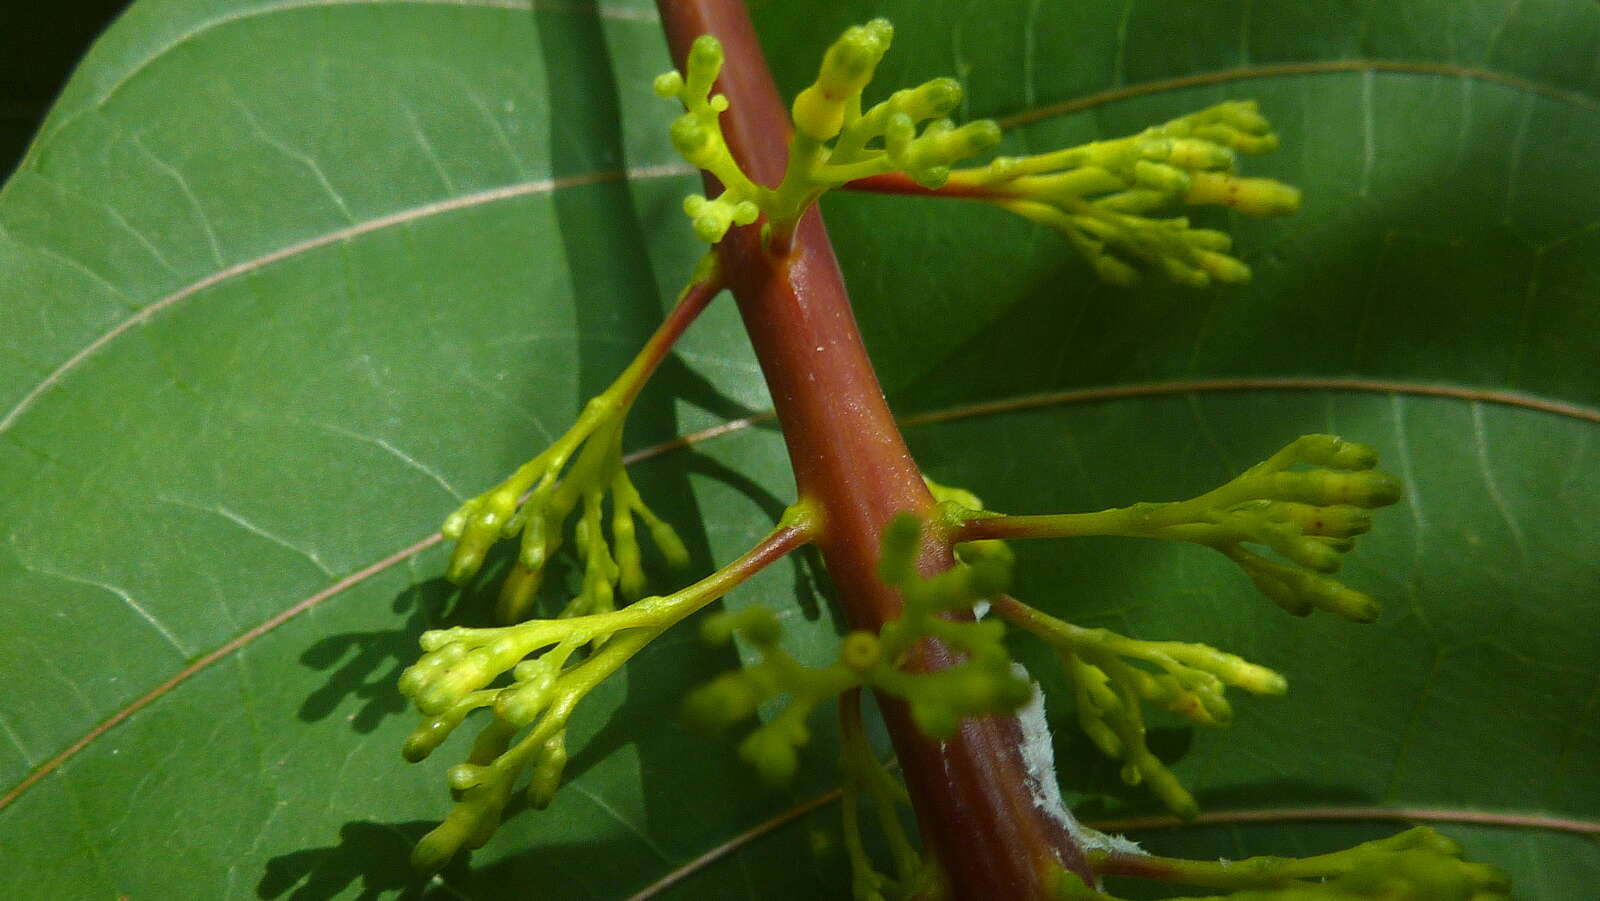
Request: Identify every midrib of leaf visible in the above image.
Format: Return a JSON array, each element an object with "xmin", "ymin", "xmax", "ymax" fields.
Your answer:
[
  {"xmin": 992, "ymin": 58, "xmax": 1599, "ymax": 130},
  {"xmin": 0, "ymin": 163, "xmax": 695, "ymax": 434},
  {"xmin": 624, "ymin": 793, "xmax": 1600, "ymax": 901},
  {"xmin": 12, "ymin": 36, "xmax": 1597, "ymax": 438},
  {"xmin": 897, "ymin": 378, "xmax": 1600, "ymax": 428},
  {"xmin": 3, "ymin": 375, "xmax": 1591, "ymax": 815}
]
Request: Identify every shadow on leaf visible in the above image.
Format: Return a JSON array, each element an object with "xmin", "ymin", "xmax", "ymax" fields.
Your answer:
[
  {"xmin": 295, "ymin": 565, "xmax": 521, "ymax": 733},
  {"xmin": 680, "ymin": 450, "xmax": 830, "ymax": 622},
  {"xmin": 257, "ymin": 819, "xmax": 444, "ymax": 900},
  {"xmin": 296, "ymin": 580, "xmax": 445, "ymax": 732}
]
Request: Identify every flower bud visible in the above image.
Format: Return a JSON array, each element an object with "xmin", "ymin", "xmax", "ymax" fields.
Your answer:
[
  {"xmin": 652, "ymin": 70, "xmax": 683, "ymax": 99},
  {"xmin": 527, "ymin": 732, "xmax": 568, "ymax": 809},
  {"xmin": 1185, "ymin": 171, "xmax": 1301, "ymax": 216}
]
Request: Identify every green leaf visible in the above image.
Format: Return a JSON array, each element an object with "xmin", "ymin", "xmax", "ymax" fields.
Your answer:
[{"xmin": 1, "ymin": 1, "xmax": 1595, "ymax": 898}]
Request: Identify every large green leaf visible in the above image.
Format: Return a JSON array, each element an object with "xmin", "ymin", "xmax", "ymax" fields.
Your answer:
[{"xmin": 1, "ymin": 1, "xmax": 1595, "ymax": 898}]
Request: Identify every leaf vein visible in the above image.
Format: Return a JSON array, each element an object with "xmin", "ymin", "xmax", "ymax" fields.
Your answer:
[
  {"xmin": 994, "ymin": 59, "xmax": 1599, "ymax": 132},
  {"xmin": 567, "ymin": 779, "xmax": 674, "ymax": 866},
  {"xmin": 314, "ymin": 422, "xmax": 466, "ymax": 501},
  {"xmin": 1470, "ymin": 401, "xmax": 1529, "ymax": 559},
  {"xmin": 26, "ymin": 564, "xmax": 190, "ymax": 658},
  {"xmin": 0, "ymin": 162, "xmax": 694, "ymax": 437},
  {"xmin": 32, "ymin": 0, "xmax": 660, "ymax": 156},
  {"xmin": 0, "ymin": 711, "xmax": 34, "ymax": 768},
  {"xmin": 129, "ymin": 132, "xmax": 227, "ymax": 266},
  {"xmin": 176, "ymin": 499, "xmax": 338, "ymax": 578},
  {"xmin": 2, "ymin": 377, "xmax": 1591, "ymax": 814},
  {"xmin": 224, "ymin": 93, "xmax": 357, "ymax": 223}
]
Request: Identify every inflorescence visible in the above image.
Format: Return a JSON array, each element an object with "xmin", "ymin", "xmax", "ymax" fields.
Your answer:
[
  {"xmin": 686, "ymin": 512, "xmax": 1029, "ymax": 786},
  {"xmin": 942, "ymin": 100, "xmax": 1300, "ymax": 287},
  {"xmin": 403, "ymin": 505, "xmax": 813, "ymax": 873},
  {"xmin": 656, "ymin": 18, "xmax": 1298, "ymax": 287},
  {"xmin": 997, "ymin": 597, "xmax": 1286, "ymax": 820},
  {"xmin": 1056, "ymin": 826, "xmax": 1509, "ymax": 900},
  {"xmin": 436, "ymin": 257, "xmax": 722, "ymax": 624},
  {"xmin": 395, "ymin": 15, "xmax": 1507, "ymax": 896},
  {"xmin": 656, "ymin": 20, "xmax": 1001, "ymax": 247},
  {"xmin": 942, "ymin": 435, "xmax": 1403, "ymax": 817}
]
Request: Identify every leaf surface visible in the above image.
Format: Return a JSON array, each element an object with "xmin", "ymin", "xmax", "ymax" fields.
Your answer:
[{"xmin": 0, "ymin": 0, "xmax": 1595, "ymax": 898}]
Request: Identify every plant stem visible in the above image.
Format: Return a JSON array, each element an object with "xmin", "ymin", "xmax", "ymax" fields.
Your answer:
[
  {"xmin": 844, "ymin": 171, "xmax": 1001, "ymax": 199},
  {"xmin": 655, "ymin": 1, "xmax": 1093, "ymax": 894},
  {"xmin": 618, "ymin": 256, "xmax": 724, "ymax": 406}
]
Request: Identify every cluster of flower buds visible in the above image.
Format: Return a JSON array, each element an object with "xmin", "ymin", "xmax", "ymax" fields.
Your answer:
[
  {"xmin": 948, "ymin": 100, "xmax": 1300, "ymax": 286},
  {"xmin": 871, "ymin": 513, "xmax": 1033, "ymax": 736},
  {"xmin": 1154, "ymin": 434, "xmax": 1402, "ymax": 621},
  {"xmin": 396, "ymin": 610, "xmax": 638, "ymax": 872},
  {"xmin": 999, "ymin": 597, "xmax": 1285, "ymax": 819},
  {"xmin": 653, "ymin": 36, "xmax": 764, "ymax": 243},
  {"xmin": 950, "ymin": 435, "xmax": 1399, "ymax": 623},
  {"xmin": 1056, "ymin": 826, "xmax": 1509, "ymax": 900},
  {"xmin": 686, "ymin": 605, "xmax": 861, "ymax": 786},
  {"xmin": 931, "ymin": 435, "xmax": 1398, "ymax": 814},
  {"xmin": 786, "ymin": 19, "xmax": 1000, "ymax": 192},
  {"xmin": 402, "ymin": 497, "xmax": 817, "ymax": 873},
  {"xmin": 656, "ymin": 21, "xmax": 1002, "ymax": 244},
  {"xmin": 658, "ymin": 18, "xmax": 1299, "ymax": 284},
  {"xmin": 441, "ymin": 390, "xmax": 688, "ymax": 623},
  {"xmin": 686, "ymin": 512, "xmax": 1031, "ymax": 786}
]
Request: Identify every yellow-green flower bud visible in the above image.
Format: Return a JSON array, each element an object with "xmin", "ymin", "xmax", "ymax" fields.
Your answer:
[
  {"xmin": 1157, "ymin": 255, "xmax": 1211, "ymax": 287},
  {"xmin": 1268, "ymin": 501, "xmax": 1373, "ymax": 537},
  {"xmin": 840, "ymin": 631, "xmax": 882, "ymax": 672},
  {"xmin": 494, "ymin": 674, "xmax": 557, "ymax": 727},
  {"xmin": 670, "ymin": 118, "xmax": 719, "ymax": 168},
  {"xmin": 402, "ymin": 700, "xmax": 474, "ymax": 763},
  {"xmin": 1089, "ymin": 253, "xmax": 1140, "ymax": 287},
  {"xmin": 740, "ymin": 722, "xmax": 806, "ymax": 786},
  {"xmin": 1263, "ymin": 470, "xmax": 1403, "ymax": 508},
  {"xmin": 518, "ymin": 509, "xmax": 549, "ymax": 570},
  {"xmin": 1277, "ymin": 535, "xmax": 1345, "ymax": 573},
  {"xmin": 1300, "ymin": 576, "xmax": 1381, "ymax": 623},
  {"xmin": 792, "ymin": 19, "xmax": 894, "ymax": 142},
  {"xmin": 910, "ymin": 700, "xmax": 960, "ymax": 739},
  {"xmin": 411, "ymin": 817, "xmax": 471, "ymax": 875},
  {"xmin": 1290, "ymin": 434, "xmax": 1381, "ymax": 470},
  {"xmin": 652, "ymin": 70, "xmax": 684, "ymax": 99},
  {"xmin": 685, "ymin": 35, "xmax": 723, "ymax": 98},
  {"xmin": 1212, "ymin": 99, "xmax": 1271, "ymax": 134},
  {"xmin": 876, "ymin": 513, "xmax": 923, "ymax": 585},
  {"xmin": 446, "ymin": 763, "xmax": 488, "ymax": 791},
  {"xmin": 1178, "ymin": 227, "xmax": 1232, "ymax": 251},
  {"xmin": 898, "ymin": 77, "xmax": 963, "ymax": 121},
  {"xmin": 1194, "ymin": 249, "xmax": 1252, "ymax": 284},
  {"xmin": 1141, "ymin": 758, "xmax": 1200, "ymax": 820},
  {"xmin": 1185, "ymin": 171, "xmax": 1301, "ymax": 216},
  {"xmin": 1132, "ymin": 160, "xmax": 1192, "ymax": 194},
  {"xmin": 1161, "ymin": 137, "xmax": 1236, "ymax": 169},
  {"xmin": 527, "ymin": 732, "xmax": 567, "ymax": 810},
  {"xmin": 647, "ymin": 518, "xmax": 690, "ymax": 568},
  {"xmin": 685, "ymin": 671, "xmax": 762, "ymax": 729}
]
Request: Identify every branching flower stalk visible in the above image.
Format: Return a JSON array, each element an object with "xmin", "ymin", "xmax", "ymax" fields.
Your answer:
[
  {"xmin": 439, "ymin": 252, "xmax": 720, "ymax": 623},
  {"xmin": 1060, "ymin": 826, "xmax": 1510, "ymax": 899},
  {"xmin": 403, "ymin": 502, "xmax": 815, "ymax": 871},
  {"xmin": 387, "ymin": 1, "xmax": 1511, "ymax": 897}
]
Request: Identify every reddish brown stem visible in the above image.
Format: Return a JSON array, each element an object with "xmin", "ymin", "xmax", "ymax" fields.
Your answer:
[
  {"xmin": 843, "ymin": 171, "xmax": 1000, "ymax": 199},
  {"xmin": 656, "ymin": 1, "xmax": 1091, "ymax": 895},
  {"xmin": 619, "ymin": 268, "xmax": 723, "ymax": 406}
]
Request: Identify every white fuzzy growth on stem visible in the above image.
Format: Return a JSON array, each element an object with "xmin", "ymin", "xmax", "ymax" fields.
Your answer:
[{"xmin": 1009, "ymin": 663, "xmax": 1145, "ymax": 863}]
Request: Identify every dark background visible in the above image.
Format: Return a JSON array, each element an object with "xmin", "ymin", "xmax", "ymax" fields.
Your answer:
[{"xmin": 2, "ymin": 1, "xmax": 132, "ymax": 177}]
